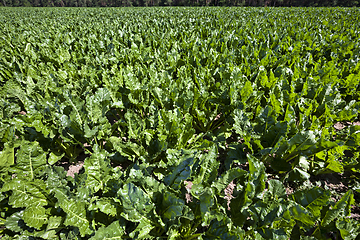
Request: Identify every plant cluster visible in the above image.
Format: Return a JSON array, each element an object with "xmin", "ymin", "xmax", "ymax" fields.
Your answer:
[{"xmin": 0, "ymin": 7, "xmax": 360, "ymax": 239}]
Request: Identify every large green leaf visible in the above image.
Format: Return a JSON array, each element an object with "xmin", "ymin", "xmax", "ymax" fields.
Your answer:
[
  {"xmin": 202, "ymin": 217, "xmax": 243, "ymax": 240},
  {"xmin": 192, "ymin": 145, "xmax": 219, "ymax": 187},
  {"xmin": 5, "ymin": 211, "xmax": 27, "ymax": 233},
  {"xmin": 23, "ymin": 205, "xmax": 47, "ymax": 230},
  {"xmin": 54, "ymin": 188, "xmax": 92, "ymax": 237},
  {"xmin": 1, "ymin": 179, "xmax": 48, "ymax": 208},
  {"xmin": 117, "ymin": 182, "xmax": 154, "ymax": 222},
  {"xmin": 160, "ymin": 191, "xmax": 185, "ymax": 222},
  {"xmin": 291, "ymin": 187, "xmax": 331, "ymax": 218},
  {"xmin": 321, "ymin": 190, "xmax": 354, "ymax": 227},
  {"xmin": 245, "ymin": 154, "xmax": 266, "ymax": 204},
  {"xmin": 88, "ymin": 197, "xmax": 118, "ymax": 217},
  {"xmin": 37, "ymin": 216, "xmax": 62, "ymax": 239},
  {"xmin": 129, "ymin": 217, "xmax": 155, "ymax": 239},
  {"xmin": 288, "ymin": 203, "xmax": 315, "ymax": 227},
  {"xmin": 10, "ymin": 141, "xmax": 47, "ymax": 180},
  {"xmin": 86, "ymin": 87, "xmax": 111, "ymax": 124},
  {"xmin": 164, "ymin": 149, "xmax": 197, "ymax": 190},
  {"xmin": 90, "ymin": 221, "xmax": 126, "ymax": 240},
  {"xmin": 212, "ymin": 168, "xmax": 247, "ymax": 196},
  {"xmin": 230, "ymin": 154, "xmax": 266, "ymax": 226},
  {"xmin": 336, "ymin": 218, "xmax": 360, "ymax": 240},
  {"xmin": 83, "ymin": 145, "xmax": 112, "ymax": 193},
  {"xmin": 0, "ymin": 142, "xmax": 14, "ymax": 169},
  {"xmin": 109, "ymin": 136, "xmax": 147, "ymax": 161},
  {"xmin": 264, "ymin": 179, "xmax": 287, "ymax": 201}
]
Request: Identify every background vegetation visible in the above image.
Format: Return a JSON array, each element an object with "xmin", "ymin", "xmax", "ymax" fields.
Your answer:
[
  {"xmin": 1, "ymin": 7, "xmax": 360, "ymax": 239},
  {"xmin": 0, "ymin": 0, "xmax": 359, "ymax": 8}
]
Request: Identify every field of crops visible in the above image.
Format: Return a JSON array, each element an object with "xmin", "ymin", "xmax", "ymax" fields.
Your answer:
[{"xmin": 1, "ymin": 7, "xmax": 360, "ymax": 239}]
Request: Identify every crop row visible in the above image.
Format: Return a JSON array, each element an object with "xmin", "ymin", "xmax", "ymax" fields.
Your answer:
[{"xmin": 1, "ymin": 7, "xmax": 360, "ymax": 239}]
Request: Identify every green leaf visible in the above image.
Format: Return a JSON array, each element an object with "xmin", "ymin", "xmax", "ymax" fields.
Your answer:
[
  {"xmin": 129, "ymin": 217, "xmax": 154, "ymax": 239},
  {"xmin": 54, "ymin": 188, "xmax": 92, "ymax": 237},
  {"xmin": 44, "ymin": 166, "xmax": 69, "ymax": 191},
  {"xmin": 193, "ymin": 145, "xmax": 219, "ymax": 187},
  {"xmin": 212, "ymin": 168, "xmax": 247, "ymax": 195},
  {"xmin": 86, "ymin": 88, "xmax": 111, "ymax": 124},
  {"xmin": 291, "ymin": 187, "xmax": 331, "ymax": 218},
  {"xmin": 240, "ymin": 80, "xmax": 253, "ymax": 103},
  {"xmin": 267, "ymin": 179, "xmax": 287, "ymax": 200},
  {"xmin": 117, "ymin": 182, "xmax": 154, "ymax": 222},
  {"xmin": 203, "ymin": 217, "xmax": 242, "ymax": 240},
  {"xmin": 256, "ymin": 227, "xmax": 289, "ymax": 240},
  {"xmin": 5, "ymin": 211, "xmax": 27, "ymax": 233},
  {"xmin": 48, "ymin": 152, "xmax": 65, "ymax": 165},
  {"xmin": 23, "ymin": 205, "xmax": 47, "ymax": 230},
  {"xmin": 57, "ymin": 48, "xmax": 71, "ymax": 63},
  {"xmin": 10, "ymin": 141, "xmax": 47, "ymax": 180},
  {"xmin": 232, "ymin": 109, "xmax": 252, "ymax": 137},
  {"xmin": 90, "ymin": 220, "xmax": 126, "ymax": 240},
  {"xmin": 88, "ymin": 197, "xmax": 118, "ymax": 217},
  {"xmin": 83, "ymin": 145, "xmax": 112, "ymax": 193},
  {"xmin": 288, "ymin": 203, "xmax": 315, "ymax": 227},
  {"xmin": 109, "ymin": 136, "xmax": 147, "ymax": 160},
  {"xmin": 62, "ymin": 90, "xmax": 85, "ymax": 126},
  {"xmin": 287, "ymin": 167, "xmax": 311, "ymax": 182},
  {"xmin": 246, "ymin": 154, "xmax": 266, "ymax": 202},
  {"xmin": 161, "ymin": 191, "xmax": 185, "ymax": 222},
  {"xmin": 37, "ymin": 216, "xmax": 62, "ymax": 239},
  {"xmin": 164, "ymin": 149, "xmax": 196, "ymax": 190},
  {"xmin": 1, "ymin": 179, "xmax": 48, "ymax": 208},
  {"xmin": 0, "ymin": 142, "xmax": 14, "ymax": 169},
  {"xmin": 321, "ymin": 190, "xmax": 354, "ymax": 227},
  {"xmin": 230, "ymin": 154, "xmax": 266, "ymax": 225},
  {"xmin": 199, "ymin": 187, "xmax": 216, "ymax": 225},
  {"xmin": 336, "ymin": 218, "xmax": 360, "ymax": 240}
]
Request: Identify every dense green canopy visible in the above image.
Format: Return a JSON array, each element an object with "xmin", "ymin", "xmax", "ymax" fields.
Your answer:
[
  {"xmin": 1, "ymin": 7, "xmax": 360, "ymax": 240},
  {"xmin": 1, "ymin": 0, "xmax": 359, "ymax": 7}
]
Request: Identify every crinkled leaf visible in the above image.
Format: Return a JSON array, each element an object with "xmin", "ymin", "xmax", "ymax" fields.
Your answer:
[
  {"xmin": 0, "ymin": 142, "xmax": 14, "ymax": 169},
  {"xmin": 5, "ymin": 211, "xmax": 27, "ymax": 233},
  {"xmin": 199, "ymin": 187, "xmax": 216, "ymax": 225},
  {"xmin": 10, "ymin": 141, "xmax": 47, "ymax": 180},
  {"xmin": 212, "ymin": 168, "xmax": 247, "ymax": 195},
  {"xmin": 48, "ymin": 152, "xmax": 65, "ymax": 165},
  {"xmin": 54, "ymin": 188, "xmax": 92, "ymax": 237},
  {"xmin": 109, "ymin": 136, "xmax": 147, "ymax": 160},
  {"xmin": 90, "ymin": 220, "xmax": 126, "ymax": 240},
  {"xmin": 291, "ymin": 187, "xmax": 330, "ymax": 218},
  {"xmin": 23, "ymin": 205, "xmax": 47, "ymax": 230},
  {"xmin": 161, "ymin": 191, "xmax": 184, "ymax": 222},
  {"xmin": 129, "ymin": 217, "xmax": 154, "ymax": 239},
  {"xmin": 203, "ymin": 217, "xmax": 242, "ymax": 240},
  {"xmin": 336, "ymin": 218, "xmax": 360, "ymax": 240},
  {"xmin": 288, "ymin": 203, "xmax": 315, "ymax": 227},
  {"xmin": 321, "ymin": 190, "xmax": 354, "ymax": 227},
  {"xmin": 1, "ymin": 179, "xmax": 48, "ymax": 208},
  {"xmin": 164, "ymin": 149, "xmax": 197, "ymax": 190},
  {"xmin": 117, "ymin": 182, "xmax": 154, "ymax": 222},
  {"xmin": 45, "ymin": 166, "xmax": 69, "ymax": 190},
  {"xmin": 83, "ymin": 145, "xmax": 111, "ymax": 193},
  {"xmin": 246, "ymin": 154, "xmax": 266, "ymax": 203},
  {"xmin": 266, "ymin": 179, "xmax": 287, "ymax": 200},
  {"xmin": 88, "ymin": 197, "xmax": 118, "ymax": 217},
  {"xmin": 86, "ymin": 88, "xmax": 111, "ymax": 124},
  {"xmin": 37, "ymin": 216, "xmax": 62, "ymax": 239},
  {"xmin": 193, "ymin": 145, "xmax": 219, "ymax": 186}
]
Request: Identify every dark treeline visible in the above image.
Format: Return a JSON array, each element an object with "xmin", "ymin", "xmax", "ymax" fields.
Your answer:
[{"xmin": 1, "ymin": 0, "xmax": 359, "ymax": 9}]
